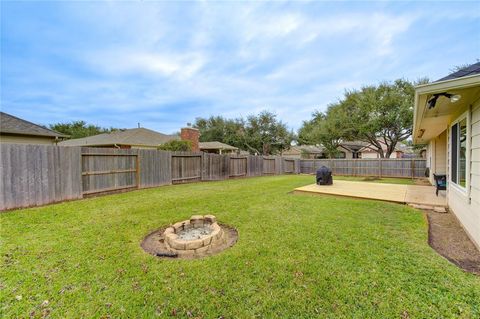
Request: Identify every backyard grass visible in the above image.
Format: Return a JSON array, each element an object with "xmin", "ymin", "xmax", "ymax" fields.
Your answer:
[
  {"xmin": 333, "ymin": 175, "xmax": 416, "ymax": 185},
  {"xmin": 1, "ymin": 175, "xmax": 479, "ymax": 318}
]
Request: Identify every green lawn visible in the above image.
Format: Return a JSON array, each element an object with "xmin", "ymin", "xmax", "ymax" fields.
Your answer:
[
  {"xmin": 333, "ymin": 175, "xmax": 416, "ymax": 185},
  {"xmin": 1, "ymin": 176, "xmax": 478, "ymax": 318}
]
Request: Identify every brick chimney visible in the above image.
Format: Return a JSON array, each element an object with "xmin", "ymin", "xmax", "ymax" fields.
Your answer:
[{"xmin": 180, "ymin": 127, "xmax": 200, "ymax": 152}]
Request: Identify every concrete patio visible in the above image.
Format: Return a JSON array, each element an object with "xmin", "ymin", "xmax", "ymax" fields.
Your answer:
[{"xmin": 294, "ymin": 180, "xmax": 447, "ymax": 210}]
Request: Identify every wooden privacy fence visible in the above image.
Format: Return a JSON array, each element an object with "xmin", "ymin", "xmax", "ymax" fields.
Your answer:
[
  {"xmin": 299, "ymin": 158, "xmax": 427, "ymax": 178},
  {"xmin": 81, "ymin": 149, "xmax": 139, "ymax": 195},
  {"xmin": 263, "ymin": 157, "xmax": 276, "ymax": 174},
  {"xmin": 0, "ymin": 144, "xmax": 427, "ymax": 211},
  {"xmin": 171, "ymin": 152, "xmax": 202, "ymax": 184},
  {"xmin": 229, "ymin": 157, "xmax": 247, "ymax": 177},
  {"xmin": 0, "ymin": 144, "xmax": 82, "ymax": 210},
  {"xmin": 0, "ymin": 144, "xmax": 300, "ymax": 210}
]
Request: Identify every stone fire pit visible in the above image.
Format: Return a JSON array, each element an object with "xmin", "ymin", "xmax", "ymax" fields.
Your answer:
[
  {"xmin": 141, "ymin": 215, "xmax": 237, "ymax": 259},
  {"xmin": 164, "ymin": 215, "xmax": 225, "ymax": 257}
]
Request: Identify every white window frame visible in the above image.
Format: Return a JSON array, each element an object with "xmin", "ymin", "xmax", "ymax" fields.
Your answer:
[{"xmin": 449, "ymin": 110, "xmax": 470, "ymax": 195}]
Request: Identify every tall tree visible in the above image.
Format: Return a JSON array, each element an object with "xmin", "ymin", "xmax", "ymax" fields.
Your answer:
[
  {"xmin": 194, "ymin": 116, "xmax": 244, "ymax": 148},
  {"xmin": 341, "ymin": 79, "xmax": 416, "ymax": 158},
  {"xmin": 243, "ymin": 111, "xmax": 293, "ymax": 155},
  {"xmin": 450, "ymin": 59, "xmax": 480, "ymax": 73},
  {"xmin": 194, "ymin": 111, "xmax": 293, "ymax": 155},
  {"xmin": 49, "ymin": 121, "xmax": 118, "ymax": 139},
  {"xmin": 298, "ymin": 105, "xmax": 352, "ymax": 158},
  {"xmin": 299, "ymin": 79, "xmax": 421, "ymax": 158}
]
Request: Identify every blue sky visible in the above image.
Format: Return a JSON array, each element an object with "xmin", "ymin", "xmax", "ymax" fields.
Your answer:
[{"xmin": 1, "ymin": 1, "xmax": 479, "ymax": 133}]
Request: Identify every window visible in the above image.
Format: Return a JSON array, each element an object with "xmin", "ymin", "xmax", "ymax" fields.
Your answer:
[
  {"xmin": 335, "ymin": 151, "xmax": 346, "ymax": 159},
  {"xmin": 451, "ymin": 116, "xmax": 467, "ymax": 188}
]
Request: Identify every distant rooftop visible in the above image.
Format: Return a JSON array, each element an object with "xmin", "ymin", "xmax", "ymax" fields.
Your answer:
[
  {"xmin": 59, "ymin": 127, "xmax": 178, "ymax": 147},
  {"xmin": 284, "ymin": 145, "xmax": 324, "ymax": 154},
  {"xmin": 0, "ymin": 111, "xmax": 68, "ymax": 138},
  {"xmin": 199, "ymin": 141, "xmax": 238, "ymax": 150},
  {"xmin": 435, "ymin": 62, "xmax": 480, "ymax": 82}
]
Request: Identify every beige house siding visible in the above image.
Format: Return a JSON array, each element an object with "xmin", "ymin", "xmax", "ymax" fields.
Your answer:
[
  {"xmin": 435, "ymin": 130, "xmax": 447, "ymax": 175},
  {"xmin": 361, "ymin": 152, "xmax": 379, "ymax": 159},
  {"xmin": 0, "ymin": 134, "xmax": 58, "ymax": 145},
  {"xmin": 344, "ymin": 150, "xmax": 353, "ymax": 159},
  {"xmin": 361, "ymin": 151, "xmax": 401, "ymax": 159},
  {"xmin": 426, "ymin": 130, "xmax": 447, "ymax": 184},
  {"xmin": 446, "ymin": 98, "xmax": 480, "ymax": 249},
  {"xmin": 426, "ymin": 140, "xmax": 434, "ymax": 184}
]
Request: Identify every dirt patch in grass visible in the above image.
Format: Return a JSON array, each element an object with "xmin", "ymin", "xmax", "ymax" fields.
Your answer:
[
  {"xmin": 141, "ymin": 224, "xmax": 238, "ymax": 259},
  {"xmin": 427, "ymin": 211, "xmax": 480, "ymax": 275},
  {"xmin": 414, "ymin": 178, "xmax": 431, "ymax": 186}
]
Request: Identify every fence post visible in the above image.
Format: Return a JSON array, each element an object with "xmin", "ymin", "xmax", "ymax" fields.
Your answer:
[
  {"xmin": 379, "ymin": 159, "xmax": 382, "ymax": 178},
  {"xmin": 412, "ymin": 159, "xmax": 415, "ymax": 179},
  {"xmin": 136, "ymin": 150, "xmax": 140, "ymax": 189}
]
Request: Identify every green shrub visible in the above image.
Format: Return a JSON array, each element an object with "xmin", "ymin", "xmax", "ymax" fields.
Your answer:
[{"xmin": 158, "ymin": 140, "xmax": 192, "ymax": 151}]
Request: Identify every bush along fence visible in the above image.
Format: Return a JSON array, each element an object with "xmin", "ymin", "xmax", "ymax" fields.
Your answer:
[
  {"xmin": 0, "ymin": 144, "xmax": 427, "ymax": 211},
  {"xmin": 0, "ymin": 144, "xmax": 300, "ymax": 210}
]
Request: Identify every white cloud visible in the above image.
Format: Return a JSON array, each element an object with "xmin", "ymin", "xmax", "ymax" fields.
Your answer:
[
  {"xmin": 3, "ymin": 1, "xmax": 478, "ymax": 133},
  {"xmin": 83, "ymin": 50, "xmax": 207, "ymax": 80}
]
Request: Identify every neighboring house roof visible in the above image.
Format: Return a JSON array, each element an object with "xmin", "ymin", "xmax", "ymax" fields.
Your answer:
[
  {"xmin": 435, "ymin": 62, "xmax": 480, "ymax": 82},
  {"xmin": 339, "ymin": 141, "xmax": 370, "ymax": 152},
  {"xmin": 356, "ymin": 140, "xmax": 405, "ymax": 153},
  {"xmin": 0, "ymin": 112, "xmax": 68, "ymax": 138},
  {"xmin": 59, "ymin": 127, "xmax": 178, "ymax": 147},
  {"xmin": 284, "ymin": 145, "xmax": 324, "ymax": 155},
  {"xmin": 199, "ymin": 141, "xmax": 238, "ymax": 150}
]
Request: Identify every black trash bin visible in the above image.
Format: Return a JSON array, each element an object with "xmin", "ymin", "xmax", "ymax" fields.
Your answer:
[{"xmin": 316, "ymin": 166, "xmax": 333, "ymax": 185}]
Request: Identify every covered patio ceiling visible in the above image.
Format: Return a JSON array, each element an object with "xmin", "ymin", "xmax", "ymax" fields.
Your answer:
[{"xmin": 413, "ymin": 75, "xmax": 480, "ymax": 144}]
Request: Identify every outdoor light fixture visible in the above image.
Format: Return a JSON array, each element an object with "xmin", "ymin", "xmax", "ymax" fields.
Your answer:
[
  {"xmin": 427, "ymin": 92, "xmax": 461, "ymax": 109},
  {"xmin": 418, "ymin": 129, "xmax": 425, "ymax": 138},
  {"xmin": 450, "ymin": 94, "xmax": 461, "ymax": 103},
  {"xmin": 427, "ymin": 95, "xmax": 439, "ymax": 109}
]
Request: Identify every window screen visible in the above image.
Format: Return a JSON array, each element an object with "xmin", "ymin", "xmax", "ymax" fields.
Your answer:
[
  {"xmin": 459, "ymin": 118, "xmax": 467, "ymax": 187},
  {"xmin": 451, "ymin": 123, "xmax": 458, "ymax": 183}
]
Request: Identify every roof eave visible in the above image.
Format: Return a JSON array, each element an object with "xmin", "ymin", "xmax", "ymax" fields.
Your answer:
[
  {"xmin": 0, "ymin": 130, "xmax": 69, "ymax": 138},
  {"xmin": 413, "ymin": 74, "xmax": 480, "ymax": 144}
]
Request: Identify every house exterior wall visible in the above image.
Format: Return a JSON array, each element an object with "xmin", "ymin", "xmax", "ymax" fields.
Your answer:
[
  {"xmin": 361, "ymin": 151, "xmax": 379, "ymax": 159},
  {"xmin": 200, "ymin": 148, "xmax": 237, "ymax": 154},
  {"xmin": 426, "ymin": 129, "xmax": 447, "ymax": 185},
  {"xmin": 131, "ymin": 145, "xmax": 157, "ymax": 150},
  {"xmin": 0, "ymin": 134, "xmax": 58, "ymax": 145},
  {"xmin": 284, "ymin": 153, "xmax": 301, "ymax": 159},
  {"xmin": 426, "ymin": 140, "xmax": 434, "ymax": 184},
  {"xmin": 435, "ymin": 130, "xmax": 447, "ymax": 174},
  {"xmin": 446, "ymin": 98, "xmax": 480, "ymax": 249},
  {"xmin": 344, "ymin": 150, "xmax": 353, "ymax": 159},
  {"xmin": 361, "ymin": 150, "xmax": 403, "ymax": 159}
]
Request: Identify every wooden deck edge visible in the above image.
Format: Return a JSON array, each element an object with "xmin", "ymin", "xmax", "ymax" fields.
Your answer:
[{"xmin": 292, "ymin": 189, "xmax": 406, "ymax": 204}]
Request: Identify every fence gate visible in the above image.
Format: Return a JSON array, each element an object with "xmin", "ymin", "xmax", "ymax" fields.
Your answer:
[
  {"xmin": 229, "ymin": 157, "xmax": 247, "ymax": 177},
  {"xmin": 263, "ymin": 157, "xmax": 276, "ymax": 174},
  {"xmin": 171, "ymin": 153, "xmax": 202, "ymax": 184},
  {"xmin": 283, "ymin": 159, "xmax": 295, "ymax": 173},
  {"xmin": 81, "ymin": 150, "xmax": 139, "ymax": 195}
]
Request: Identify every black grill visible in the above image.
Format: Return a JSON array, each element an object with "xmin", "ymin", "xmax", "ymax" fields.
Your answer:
[{"xmin": 316, "ymin": 166, "xmax": 333, "ymax": 185}]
